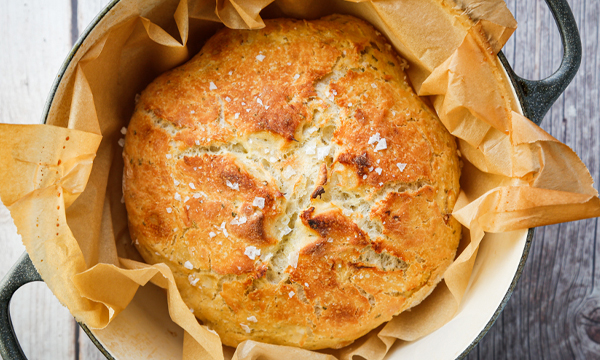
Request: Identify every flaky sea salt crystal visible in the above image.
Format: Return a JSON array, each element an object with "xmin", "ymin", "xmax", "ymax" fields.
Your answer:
[
  {"xmin": 253, "ymin": 197, "xmax": 265, "ymax": 209},
  {"xmin": 368, "ymin": 133, "xmax": 380, "ymax": 145},
  {"xmin": 226, "ymin": 180, "xmax": 239, "ymax": 190},
  {"xmin": 256, "ymin": 54, "xmax": 266, "ymax": 62},
  {"xmin": 282, "ymin": 165, "xmax": 296, "ymax": 179},
  {"xmin": 184, "ymin": 261, "xmax": 193, "ymax": 270},
  {"xmin": 209, "ymin": 82, "xmax": 217, "ymax": 90},
  {"xmin": 240, "ymin": 324, "xmax": 251, "ymax": 333},
  {"xmin": 317, "ymin": 146, "xmax": 330, "ymax": 161},
  {"xmin": 166, "ymin": 207, "xmax": 172, "ymax": 213},
  {"xmin": 247, "ymin": 316, "xmax": 258, "ymax": 323},
  {"xmin": 397, "ymin": 163, "xmax": 407, "ymax": 172},
  {"xmin": 375, "ymin": 167, "xmax": 382, "ymax": 175},
  {"xmin": 120, "ymin": 127, "xmax": 127, "ymax": 135},
  {"xmin": 244, "ymin": 246, "xmax": 261, "ymax": 260},
  {"xmin": 374, "ymin": 138, "xmax": 387, "ymax": 152}
]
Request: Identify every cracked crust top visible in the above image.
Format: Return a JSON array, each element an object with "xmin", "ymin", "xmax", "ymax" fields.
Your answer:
[{"xmin": 122, "ymin": 14, "xmax": 461, "ymax": 350}]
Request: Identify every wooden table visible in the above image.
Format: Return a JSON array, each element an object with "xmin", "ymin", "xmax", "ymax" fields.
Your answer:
[{"xmin": 1, "ymin": 1, "xmax": 598, "ymax": 359}]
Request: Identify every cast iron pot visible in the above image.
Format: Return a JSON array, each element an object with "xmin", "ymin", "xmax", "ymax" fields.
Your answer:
[{"xmin": 0, "ymin": 0, "xmax": 582, "ymax": 358}]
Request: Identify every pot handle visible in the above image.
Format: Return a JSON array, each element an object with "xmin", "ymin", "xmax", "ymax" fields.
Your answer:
[
  {"xmin": 500, "ymin": 0, "xmax": 582, "ymax": 125},
  {"xmin": 0, "ymin": 252, "xmax": 42, "ymax": 360}
]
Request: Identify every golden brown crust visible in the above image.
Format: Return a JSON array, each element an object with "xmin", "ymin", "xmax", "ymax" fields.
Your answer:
[{"xmin": 123, "ymin": 14, "xmax": 461, "ymax": 350}]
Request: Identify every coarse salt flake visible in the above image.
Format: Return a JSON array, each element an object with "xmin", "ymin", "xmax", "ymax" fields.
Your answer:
[
  {"xmin": 166, "ymin": 207, "xmax": 172, "ymax": 213},
  {"xmin": 118, "ymin": 138, "xmax": 125, "ymax": 147},
  {"xmin": 253, "ymin": 197, "xmax": 265, "ymax": 209},
  {"xmin": 375, "ymin": 167, "xmax": 382, "ymax": 175},
  {"xmin": 184, "ymin": 261, "xmax": 193, "ymax": 270},
  {"xmin": 294, "ymin": 74, "xmax": 300, "ymax": 80},
  {"xmin": 174, "ymin": 192, "xmax": 182, "ymax": 201},
  {"xmin": 209, "ymin": 82, "xmax": 217, "ymax": 90},
  {"xmin": 195, "ymin": 140, "xmax": 200, "ymax": 145},
  {"xmin": 240, "ymin": 324, "xmax": 251, "ymax": 333},
  {"xmin": 374, "ymin": 138, "xmax": 387, "ymax": 152},
  {"xmin": 120, "ymin": 127, "xmax": 127, "ymax": 135},
  {"xmin": 368, "ymin": 133, "xmax": 381, "ymax": 145},
  {"xmin": 247, "ymin": 316, "xmax": 258, "ymax": 323},
  {"xmin": 282, "ymin": 165, "xmax": 296, "ymax": 179},
  {"xmin": 183, "ymin": 196, "xmax": 190, "ymax": 203},
  {"xmin": 257, "ymin": 98, "xmax": 263, "ymax": 105},
  {"xmin": 231, "ymin": 216, "xmax": 247, "ymax": 226},
  {"xmin": 371, "ymin": 83, "xmax": 377, "ymax": 88},
  {"xmin": 234, "ymin": 113, "xmax": 240, "ymax": 119},
  {"xmin": 189, "ymin": 182, "xmax": 196, "ymax": 190},
  {"xmin": 317, "ymin": 146, "xmax": 330, "ymax": 161},
  {"xmin": 188, "ymin": 275, "xmax": 199, "ymax": 286},
  {"xmin": 306, "ymin": 127, "xmax": 318, "ymax": 135},
  {"xmin": 173, "ymin": 179, "xmax": 180, "ymax": 186},
  {"xmin": 209, "ymin": 232, "xmax": 216, "ymax": 238},
  {"xmin": 363, "ymin": 175, "xmax": 367, "ymax": 179},
  {"xmin": 348, "ymin": 102, "xmax": 352, "ymax": 107},
  {"xmin": 244, "ymin": 246, "xmax": 261, "ymax": 260},
  {"xmin": 226, "ymin": 180, "xmax": 239, "ymax": 191},
  {"xmin": 289, "ymin": 291, "xmax": 295, "ymax": 298},
  {"xmin": 228, "ymin": 71, "xmax": 233, "ymax": 75},
  {"xmin": 256, "ymin": 54, "xmax": 266, "ymax": 62},
  {"xmin": 282, "ymin": 226, "xmax": 292, "ymax": 235},
  {"xmin": 225, "ymin": 96, "xmax": 231, "ymax": 102},
  {"xmin": 288, "ymin": 251, "xmax": 299, "ymax": 268},
  {"xmin": 397, "ymin": 163, "xmax": 407, "ymax": 172},
  {"xmin": 221, "ymin": 222, "xmax": 229, "ymax": 237}
]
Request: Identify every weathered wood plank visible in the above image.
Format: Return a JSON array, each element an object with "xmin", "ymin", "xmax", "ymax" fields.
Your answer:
[
  {"xmin": 467, "ymin": 1, "xmax": 600, "ymax": 359},
  {"xmin": 0, "ymin": 1, "xmax": 79, "ymax": 359}
]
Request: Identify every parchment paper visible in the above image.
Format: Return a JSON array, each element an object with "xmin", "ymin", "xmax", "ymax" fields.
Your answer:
[{"xmin": 1, "ymin": 0, "xmax": 598, "ymax": 359}]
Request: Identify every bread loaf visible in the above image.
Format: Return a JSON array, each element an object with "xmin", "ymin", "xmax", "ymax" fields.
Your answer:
[{"xmin": 123, "ymin": 14, "xmax": 461, "ymax": 350}]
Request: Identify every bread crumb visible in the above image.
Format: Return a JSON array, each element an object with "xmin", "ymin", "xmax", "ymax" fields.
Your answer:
[
  {"xmin": 305, "ymin": 142, "xmax": 316, "ymax": 155},
  {"xmin": 209, "ymin": 82, "xmax": 217, "ymax": 90},
  {"xmin": 282, "ymin": 226, "xmax": 292, "ymax": 235},
  {"xmin": 184, "ymin": 261, "xmax": 193, "ymax": 270},
  {"xmin": 253, "ymin": 197, "xmax": 265, "ymax": 209},
  {"xmin": 221, "ymin": 222, "xmax": 229, "ymax": 237}
]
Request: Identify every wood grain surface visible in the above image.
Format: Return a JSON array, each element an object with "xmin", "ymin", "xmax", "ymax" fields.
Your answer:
[{"xmin": 0, "ymin": 1, "xmax": 598, "ymax": 359}]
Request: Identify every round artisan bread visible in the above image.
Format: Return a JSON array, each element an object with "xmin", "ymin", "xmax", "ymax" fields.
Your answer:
[{"xmin": 122, "ymin": 14, "xmax": 461, "ymax": 350}]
